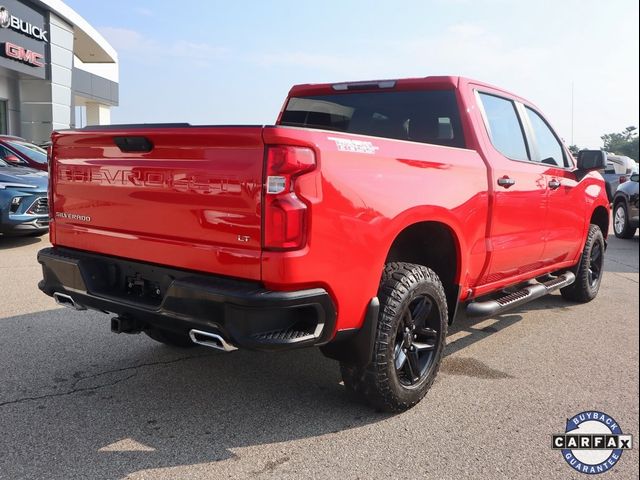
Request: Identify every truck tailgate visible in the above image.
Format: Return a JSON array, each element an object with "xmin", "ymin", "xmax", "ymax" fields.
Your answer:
[{"xmin": 50, "ymin": 126, "xmax": 264, "ymax": 280}]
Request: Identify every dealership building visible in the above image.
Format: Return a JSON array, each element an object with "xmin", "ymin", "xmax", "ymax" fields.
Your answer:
[{"xmin": 0, "ymin": 0, "xmax": 117, "ymax": 144}]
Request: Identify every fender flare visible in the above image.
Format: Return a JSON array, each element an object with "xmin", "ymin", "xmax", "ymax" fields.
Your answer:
[{"xmin": 380, "ymin": 205, "xmax": 468, "ymax": 288}]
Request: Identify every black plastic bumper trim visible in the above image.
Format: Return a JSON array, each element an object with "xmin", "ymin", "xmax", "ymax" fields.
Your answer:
[
  {"xmin": 37, "ymin": 247, "xmax": 336, "ymax": 351},
  {"xmin": 320, "ymin": 297, "xmax": 379, "ymax": 367}
]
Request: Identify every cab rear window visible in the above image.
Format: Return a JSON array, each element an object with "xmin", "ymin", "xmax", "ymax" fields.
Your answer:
[{"xmin": 280, "ymin": 90, "xmax": 466, "ymax": 148}]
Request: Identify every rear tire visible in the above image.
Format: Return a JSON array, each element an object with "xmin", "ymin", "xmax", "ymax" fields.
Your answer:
[
  {"xmin": 340, "ymin": 262, "xmax": 448, "ymax": 412},
  {"xmin": 145, "ymin": 328, "xmax": 196, "ymax": 348},
  {"xmin": 613, "ymin": 202, "xmax": 636, "ymax": 239},
  {"xmin": 561, "ymin": 224, "xmax": 605, "ymax": 302}
]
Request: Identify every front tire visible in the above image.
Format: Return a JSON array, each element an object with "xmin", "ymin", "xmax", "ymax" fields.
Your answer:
[
  {"xmin": 613, "ymin": 202, "xmax": 636, "ymax": 239},
  {"xmin": 561, "ymin": 224, "xmax": 605, "ymax": 302},
  {"xmin": 340, "ymin": 262, "xmax": 448, "ymax": 412}
]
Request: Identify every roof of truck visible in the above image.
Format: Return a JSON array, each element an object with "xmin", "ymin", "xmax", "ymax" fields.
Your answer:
[{"xmin": 287, "ymin": 76, "xmax": 531, "ymax": 105}]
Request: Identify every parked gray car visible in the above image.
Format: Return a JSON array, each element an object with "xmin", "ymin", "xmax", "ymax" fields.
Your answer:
[
  {"xmin": 0, "ymin": 160, "xmax": 49, "ymax": 237},
  {"xmin": 613, "ymin": 173, "xmax": 639, "ymax": 238}
]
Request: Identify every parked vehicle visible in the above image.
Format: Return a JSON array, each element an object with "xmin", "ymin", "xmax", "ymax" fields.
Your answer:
[
  {"xmin": 613, "ymin": 173, "xmax": 639, "ymax": 239},
  {"xmin": 38, "ymin": 76, "xmax": 610, "ymax": 412},
  {"xmin": 0, "ymin": 136, "xmax": 49, "ymax": 171},
  {"xmin": 601, "ymin": 153, "xmax": 636, "ymax": 202},
  {"xmin": 0, "ymin": 160, "xmax": 49, "ymax": 236}
]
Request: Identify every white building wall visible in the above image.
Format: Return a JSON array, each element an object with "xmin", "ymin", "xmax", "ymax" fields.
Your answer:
[
  {"xmin": 18, "ymin": 12, "xmax": 74, "ymax": 143},
  {"xmin": 73, "ymin": 56, "xmax": 119, "ymax": 83},
  {"xmin": 48, "ymin": 12, "xmax": 74, "ymax": 134},
  {"xmin": 85, "ymin": 103, "xmax": 110, "ymax": 126}
]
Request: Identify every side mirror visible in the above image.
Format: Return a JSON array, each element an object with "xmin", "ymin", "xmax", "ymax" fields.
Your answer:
[
  {"xmin": 631, "ymin": 174, "xmax": 639, "ymax": 182},
  {"xmin": 3, "ymin": 154, "xmax": 23, "ymax": 164},
  {"xmin": 577, "ymin": 150, "xmax": 607, "ymax": 171}
]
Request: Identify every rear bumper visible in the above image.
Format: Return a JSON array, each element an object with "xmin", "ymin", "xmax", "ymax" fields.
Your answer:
[{"xmin": 37, "ymin": 247, "xmax": 337, "ymax": 351}]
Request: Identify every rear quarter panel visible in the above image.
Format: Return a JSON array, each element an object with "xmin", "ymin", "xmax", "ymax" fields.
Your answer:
[{"xmin": 261, "ymin": 127, "xmax": 490, "ymax": 330}]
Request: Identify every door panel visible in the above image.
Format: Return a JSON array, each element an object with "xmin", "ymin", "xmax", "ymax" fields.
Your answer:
[
  {"xmin": 486, "ymin": 162, "xmax": 548, "ymax": 282},
  {"xmin": 521, "ymin": 105, "xmax": 586, "ymax": 265},
  {"xmin": 474, "ymin": 91, "xmax": 547, "ymax": 284},
  {"xmin": 542, "ymin": 168, "xmax": 585, "ymax": 264}
]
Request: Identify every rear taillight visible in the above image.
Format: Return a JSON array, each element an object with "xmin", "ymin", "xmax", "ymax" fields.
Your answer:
[
  {"xmin": 619, "ymin": 175, "xmax": 628, "ymax": 184},
  {"xmin": 263, "ymin": 146, "xmax": 316, "ymax": 250}
]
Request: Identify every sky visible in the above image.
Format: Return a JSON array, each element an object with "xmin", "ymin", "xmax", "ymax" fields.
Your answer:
[{"xmin": 65, "ymin": 0, "xmax": 639, "ymax": 148}]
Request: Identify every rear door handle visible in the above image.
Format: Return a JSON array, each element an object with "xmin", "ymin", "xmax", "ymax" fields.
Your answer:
[
  {"xmin": 548, "ymin": 179, "xmax": 561, "ymax": 190},
  {"xmin": 497, "ymin": 176, "xmax": 516, "ymax": 188}
]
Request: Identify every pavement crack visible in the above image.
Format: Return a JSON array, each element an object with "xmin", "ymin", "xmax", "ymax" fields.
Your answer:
[
  {"xmin": 606, "ymin": 257, "xmax": 639, "ymax": 270},
  {"xmin": 608, "ymin": 271, "xmax": 639, "ymax": 284},
  {"xmin": 69, "ymin": 353, "xmax": 213, "ymax": 387},
  {"xmin": 0, "ymin": 372, "xmax": 138, "ymax": 408},
  {"xmin": 0, "ymin": 353, "xmax": 212, "ymax": 408}
]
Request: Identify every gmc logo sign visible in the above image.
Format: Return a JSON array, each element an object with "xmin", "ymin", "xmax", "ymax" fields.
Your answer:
[{"xmin": 2, "ymin": 42, "xmax": 43, "ymax": 67}]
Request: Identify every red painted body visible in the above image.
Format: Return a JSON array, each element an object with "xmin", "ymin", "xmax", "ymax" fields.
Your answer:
[{"xmin": 48, "ymin": 76, "xmax": 610, "ymax": 336}]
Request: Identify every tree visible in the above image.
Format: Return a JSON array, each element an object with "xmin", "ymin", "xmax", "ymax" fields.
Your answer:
[
  {"xmin": 601, "ymin": 126, "xmax": 639, "ymax": 161},
  {"xmin": 568, "ymin": 145, "xmax": 581, "ymax": 156}
]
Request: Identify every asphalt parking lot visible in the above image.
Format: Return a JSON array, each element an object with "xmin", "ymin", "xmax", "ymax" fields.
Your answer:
[{"xmin": 0, "ymin": 227, "xmax": 638, "ymax": 480}]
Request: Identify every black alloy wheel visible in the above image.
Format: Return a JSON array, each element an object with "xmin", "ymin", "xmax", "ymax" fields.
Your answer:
[
  {"xmin": 394, "ymin": 295, "xmax": 441, "ymax": 386},
  {"xmin": 587, "ymin": 240, "xmax": 603, "ymax": 289},
  {"xmin": 561, "ymin": 224, "xmax": 605, "ymax": 302}
]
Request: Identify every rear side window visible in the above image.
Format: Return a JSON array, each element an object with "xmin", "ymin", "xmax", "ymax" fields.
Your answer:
[
  {"xmin": 524, "ymin": 107, "xmax": 567, "ymax": 167},
  {"xmin": 280, "ymin": 90, "xmax": 466, "ymax": 148},
  {"xmin": 478, "ymin": 92, "xmax": 529, "ymax": 161}
]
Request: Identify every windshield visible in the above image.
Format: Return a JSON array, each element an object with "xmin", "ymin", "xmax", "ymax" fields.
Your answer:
[{"xmin": 6, "ymin": 141, "xmax": 48, "ymax": 165}]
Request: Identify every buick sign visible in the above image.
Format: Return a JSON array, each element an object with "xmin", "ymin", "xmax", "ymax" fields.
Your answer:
[
  {"xmin": 0, "ymin": 6, "xmax": 9, "ymax": 28},
  {"xmin": 0, "ymin": 5, "xmax": 48, "ymax": 42}
]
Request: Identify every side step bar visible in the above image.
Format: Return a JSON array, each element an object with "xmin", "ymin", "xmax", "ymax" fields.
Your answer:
[
  {"xmin": 189, "ymin": 329, "xmax": 238, "ymax": 352},
  {"xmin": 466, "ymin": 271, "xmax": 576, "ymax": 318}
]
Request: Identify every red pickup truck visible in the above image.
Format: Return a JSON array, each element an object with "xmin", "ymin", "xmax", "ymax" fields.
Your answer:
[{"xmin": 38, "ymin": 76, "xmax": 610, "ymax": 412}]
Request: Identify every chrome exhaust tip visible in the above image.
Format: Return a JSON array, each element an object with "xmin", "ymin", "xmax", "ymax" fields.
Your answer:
[
  {"xmin": 53, "ymin": 292, "xmax": 86, "ymax": 311},
  {"xmin": 189, "ymin": 329, "xmax": 238, "ymax": 352}
]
